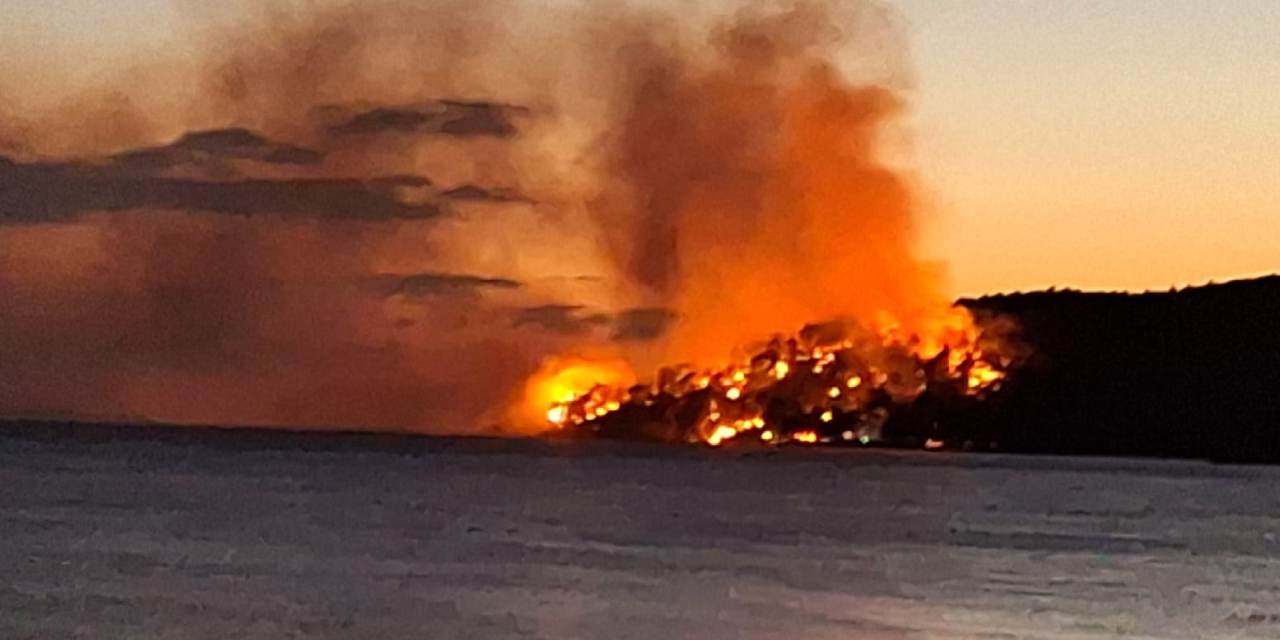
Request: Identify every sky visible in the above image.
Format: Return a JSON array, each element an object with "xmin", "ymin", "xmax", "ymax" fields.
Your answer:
[{"xmin": 1, "ymin": 0, "xmax": 1277, "ymax": 295}]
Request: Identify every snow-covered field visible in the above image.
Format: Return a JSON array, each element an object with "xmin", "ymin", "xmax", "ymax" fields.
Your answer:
[{"xmin": 3, "ymin": 429, "xmax": 1280, "ymax": 639}]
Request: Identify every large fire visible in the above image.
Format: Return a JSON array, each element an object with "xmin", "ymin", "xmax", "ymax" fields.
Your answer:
[
  {"xmin": 504, "ymin": 3, "xmax": 1022, "ymax": 448},
  {"xmin": 530, "ymin": 308, "xmax": 1014, "ymax": 448}
]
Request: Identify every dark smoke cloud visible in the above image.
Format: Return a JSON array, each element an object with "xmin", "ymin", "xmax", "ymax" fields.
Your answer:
[
  {"xmin": 383, "ymin": 272, "xmax": 524, "ymax": 298},
  {"xmin": 611, "ymin": 307, "xmax": 678, "ymax": 342},
  {"xmin": 513, "ymin": 304, "xmax": 677, "ymax": 343},
  {"xmin": 0, "ymin": 118, "xmax": 536, "ymax": 225},
  {"xmin": 440, "ymin": 185, "xmax": 529, "ymax": 203},
  {"xmin": 514, "ymin": 305, "xmax": 613, "ymax": 336},
  {"xmin": 328, "ymin": 101, "xmax": 525, "ymax": 138},
  {"xmin": 0, "ymin": 154, "xmax": 441, "ymax": 224},
  {"xmin": 112, "ymin": 128, "xmax": 324, "ymax": 170}
]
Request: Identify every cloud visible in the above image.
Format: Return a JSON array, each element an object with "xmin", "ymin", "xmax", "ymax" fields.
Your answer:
[
  {"xmin": 112, "ymin": 128, "xmax": 324, "ymax": 170},
  {"xmin": 0, "ymin": 157, "xmax": 441, "ymax": 224},
  {"xmin": 441, "ymin": 185, "xmax": 529, "ymax": 203},
  {"xmin": 0, "ymin": 122, "xmax": 533, "ymax": 224},
  {"xmin": 513, "ymin": 305, "xmax": 612, "ymax": 335},
  {"xmin": 512, "ymin": 304, "xmax": 676, "ymax": 341},
  {"xmin": 382, "ymin": 272, "xmax": 524, "ymax": 298},
  {"xmin": 327, "ymin": 100, "xmax": 525, "ymax": 138},
  {"xmin": 611, "ymin": 307, "xmax": 677, "ymax": 341}
]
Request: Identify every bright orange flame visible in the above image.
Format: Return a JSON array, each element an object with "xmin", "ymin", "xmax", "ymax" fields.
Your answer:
[
  {"xmin": 967, "ymin": 361, "xmax": 1002, "ymax": 390},
  {"xmin": 515, "ymin": 355, "xmax": 635, "ymax": 432},
  {"xmin": 793, "ymin": 430, "xmax": 818, "ymax": 444},
  {"xmin": 707, "ymin": 424, "xmax": 739, "ymax": 447}
]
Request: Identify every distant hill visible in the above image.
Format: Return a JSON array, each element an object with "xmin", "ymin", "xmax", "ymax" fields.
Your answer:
[{"xmin": 958, "ymin": 275, "xmax": 1280, "ymax": 463}]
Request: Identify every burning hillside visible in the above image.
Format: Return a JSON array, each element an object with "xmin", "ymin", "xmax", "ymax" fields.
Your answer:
[{"xmin": 532, "ymin": 310, "xmax": 1015, "ymax": 447}]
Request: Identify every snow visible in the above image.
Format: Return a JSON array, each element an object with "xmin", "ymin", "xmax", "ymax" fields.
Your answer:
[{"xmin": 3, "ymin": 432, "xmax": 1280, "ymax": 639}]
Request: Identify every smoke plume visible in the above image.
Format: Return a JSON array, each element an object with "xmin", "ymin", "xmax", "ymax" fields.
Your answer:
[{"xmin": 0, "ymin": 0, "xmax": 956, "ymax": 434}]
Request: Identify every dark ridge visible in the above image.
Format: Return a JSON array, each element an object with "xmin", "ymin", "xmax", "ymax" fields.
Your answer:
[{"xmin": 954, "ymin": 275, "xmax": 1280, "ymax": 463}]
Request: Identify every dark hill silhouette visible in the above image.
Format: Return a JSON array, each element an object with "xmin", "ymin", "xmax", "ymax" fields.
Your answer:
[{"xmin": 958, "ymin": 275, "xmax": 1280, "ymax": 463}]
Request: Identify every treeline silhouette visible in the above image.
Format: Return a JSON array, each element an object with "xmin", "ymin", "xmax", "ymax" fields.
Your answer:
[{"xmin": 949, "ymin": 275, "xmax": 1280, "ymax": 463}]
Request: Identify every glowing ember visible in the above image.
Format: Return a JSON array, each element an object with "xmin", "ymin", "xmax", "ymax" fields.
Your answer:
[
  {"xmin": 707, "ymin": 424, "xmax": 739, "ymax": 447},
  {"xmin": 967, "ymin": 361, "xmax": 1003, "ymax": 390},
  {"xmin": 793, "ymin": 430, "xmax": 819, "ymax": 444},
  {"xmin": 546, "ymin": 405, "xmax": 568, "ymax": 425}
]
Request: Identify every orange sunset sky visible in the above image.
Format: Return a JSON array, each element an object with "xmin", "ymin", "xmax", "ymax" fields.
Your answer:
[{"xmin": 2, "ymin": 0, "xmax": 1277, "ymax": 296}]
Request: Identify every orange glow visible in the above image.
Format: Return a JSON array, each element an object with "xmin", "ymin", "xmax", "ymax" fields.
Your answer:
[
  {"xmin": 706, "ymin": 424, "xmax": 739, "ymax": 447},
  {"xmin": 967, "ymin": 361, "xmax": 1003, "ymax": 391},
  {"xmin": 516, "ymin": 355, "xmax": 635, "ymax": 432},
  {"xmin": 793, "ymin": 431, "xmax": 819, "ymax": 444}
]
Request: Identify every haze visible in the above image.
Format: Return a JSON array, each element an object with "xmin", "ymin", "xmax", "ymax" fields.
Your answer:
[{"xmin": 3, "ymin": 0, "xmax": 1276, "ymax": 295}]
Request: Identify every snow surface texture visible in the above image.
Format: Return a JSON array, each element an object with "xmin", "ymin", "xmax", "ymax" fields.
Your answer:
[{"xmin": 3, "ymin": 433, "xmax": 1280, "ymax": 639}]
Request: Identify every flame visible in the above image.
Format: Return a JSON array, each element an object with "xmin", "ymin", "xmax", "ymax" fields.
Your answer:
[
  {"xmin": 706, "ymin": 424, "xmax": 739, "ymax": 447},
  {"xmin": 516, "ymin": 355, "xmax": 635, "ymax": 432},
  {"xmin": 967, "ymin": 361, "xmax": 1003, "ymax": 391},
  {"xmin": 538, "ymin": 313, "xmax": 1012, "ymax": 446}
]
